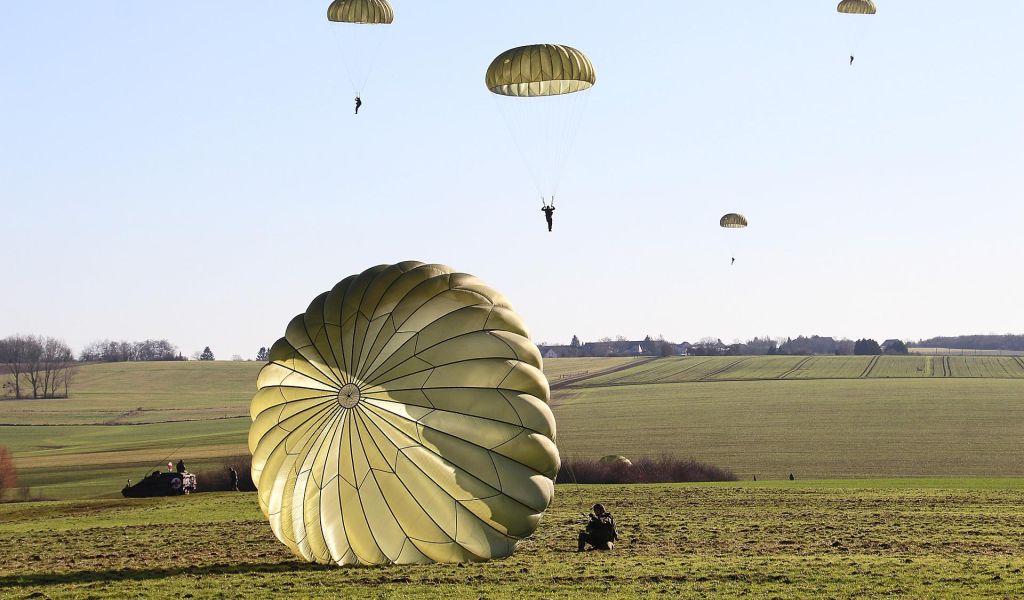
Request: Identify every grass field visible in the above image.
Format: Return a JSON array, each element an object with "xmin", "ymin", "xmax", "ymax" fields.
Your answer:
[
  {"xmin": 554, "ymin": 378, "xmax": 1024, "ymax": 478},
  {"xmin": 910, "ymin": 347, "xmax": 1024, "ymax": 356},
  {"xmin": 2, "ymin": 480, "xmax": 1023, "ymax": 598},
  {"xmin": 3, "ymin": 356, "xmax": 1024, "ymax": 499}
]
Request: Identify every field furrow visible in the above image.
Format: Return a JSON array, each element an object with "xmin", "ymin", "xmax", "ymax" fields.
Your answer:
[
  {"xmin": 777, "ymin": 356, "xmax": 812, "ymax": 379},
  {"xmin": 859, "ymin": 355, "xmax": 880, "ymax": 378}
]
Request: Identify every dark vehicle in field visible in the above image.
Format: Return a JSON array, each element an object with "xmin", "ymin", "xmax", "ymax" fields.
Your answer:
[{"xmin": 122, "ymin": 471, "xmax": 197, "ymax": 498}]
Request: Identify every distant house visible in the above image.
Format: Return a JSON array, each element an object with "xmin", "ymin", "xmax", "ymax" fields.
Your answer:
[{"xmin": 543, "ymin": 349, "xmax": 560, "ymax": 359}]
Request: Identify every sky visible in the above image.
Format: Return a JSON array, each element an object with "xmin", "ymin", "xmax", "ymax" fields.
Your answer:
[{"xmin": 2, "ymin": 1, "xmax": 1022, "ymax": 359}]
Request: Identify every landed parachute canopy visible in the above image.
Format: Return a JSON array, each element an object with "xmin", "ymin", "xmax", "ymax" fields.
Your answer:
[
  {"xmin": 328, "ymin": 0, "xmax": 394, "ymax": 24},
  {"xmin": 599, "ymin": 455, "xmax": 633, "ymax": 467},
  {"xmin": 486, "ymin": 44, "xmax": 596, "ymax": 97},
  {"xmin": 837, "ymin": 0, "xmax": 877, "ymax": 15},
  {"xmin": 249, "ymin": 261, "xmax": 559, "ymax": 566},
  {"xmin": 720, "ymin": 213, "xmax": 748, "ymax": 228}
]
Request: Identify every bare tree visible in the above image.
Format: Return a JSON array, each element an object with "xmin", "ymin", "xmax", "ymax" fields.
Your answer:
[
  {"xmin": 0, "ymin": 335, "xmax": 33, "ymax": 399},
  {"xmin": 57, "ymin": 360, "xmax": 79, "ymax": 398},
  {"xmin": 40, "ymin": 338, "xmax": 74, "ymax": 398},
  {"xmin": 2, "ymin": 336, "xmax": 76, "ymax": 399},
  {"xmin": 21, "ymin": 336, "xmax": 45, "ymax": 399}
]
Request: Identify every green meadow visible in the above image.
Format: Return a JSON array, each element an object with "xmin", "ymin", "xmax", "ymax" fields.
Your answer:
[
  {"xmin": 2, "ymin": 481, "xmax": 1023, "ymax": 598},
  {"xmin": 3, "ymin": 356, "xmax": 1024, "ymax": 498}
]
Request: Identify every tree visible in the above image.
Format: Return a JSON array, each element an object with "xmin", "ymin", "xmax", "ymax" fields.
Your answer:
[
  {"xmin": 0, "ymin": 335, "xmax": 32, "ymax": 399},
  {"xmin": 256, "ymin": 347, "xmax": 269, "ymax": 361},
  {"xmin": 884, "ymin": 340, "xmax": 909, "ymax": 355},
  {"xmin": 570, "ymin": 335, "xmax": 581, "ymax": 349},
  {"xmin": 1, "ymin": 335, "xmax": 78, "ymax": 399},
  {"xmin": 0, "ymin": 446, "xmax": 16, "ymax": 499},
  {"xmin": 200, "ymin": 347, "xmax": 215, "ymax": 361},
  {"xmin": 854, "ymin": 339, "xmax": 882, "ymax": 355},
  {"xmin": 80, "ymin": 339, "xmax": 180, "ymax": 362}
]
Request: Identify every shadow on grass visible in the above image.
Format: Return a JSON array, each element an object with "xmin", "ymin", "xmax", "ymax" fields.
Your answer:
[{"xmin": 0, "ymin": 561, "xmax": 334, "ymax": 589}]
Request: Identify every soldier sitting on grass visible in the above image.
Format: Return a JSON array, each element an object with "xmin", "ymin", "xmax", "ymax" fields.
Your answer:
[{"xmin": 577, "ymin": 503, "xmax": 618, "ymax": 552}]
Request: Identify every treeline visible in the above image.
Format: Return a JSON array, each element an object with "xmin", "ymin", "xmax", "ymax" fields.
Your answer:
[
  {"xmin": 910, "ymin": 334, "xmax": 1024, "ymax": 351},
  {"xmin": 688, "ymin": 335, "xmax": 906, "ymax": 356},
  {"xmin": 80, "ymin": 339, "xmax": 184, "ymax": 362},
  {"xmin": 0, "ymin": 335, "xmax": 78, "ymax": 399}
]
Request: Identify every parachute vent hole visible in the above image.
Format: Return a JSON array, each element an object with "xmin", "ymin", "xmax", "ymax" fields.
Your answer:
[{"xmin": 338, "ymin": 383, "xmax": 362, "ymax": 409}]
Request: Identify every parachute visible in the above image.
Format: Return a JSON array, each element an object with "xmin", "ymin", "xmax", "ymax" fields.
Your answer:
[
  {"xmin": 328, "ymin": 0, "xmax": 393, "ymax": 23},
  {"xmin": 486, "ymin": 44, "xmax": 596, "ymax": 97},
  {"xmin": 720, "ymin": 213, "xmax": 748, "ymax": 228},
  {"xmin": 836, "ymin": 0, "xmax": 877, "ymax": 61},
  {"xmin": 720, "ymin": 214, "xmax": 747, "ymax": 264},
  {"xmin": 598, "ymin": 455, "xmax": 633, "ymax": 467},
  {"xmin": 486, "ymin": 44, "xmax": 596, "ymax": 205},
  {"xmin": 327, "ymin": 0, "xmax": 394, "ymax": 99},
  {"xmin": 249, "ymin": 261, "xmax": 559, "ymax": 566},
  {"xmin": 837, "ymin": 0, "xmax": 877, "ymax": 15}
]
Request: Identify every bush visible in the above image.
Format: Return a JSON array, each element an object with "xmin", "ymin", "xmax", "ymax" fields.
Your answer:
[
  {"xmin": 0, "ymin": 446, "xmax": 16, "ymax": 499},
  {"xmin": 192, "ymin": 455, "xmax": 256, "ymax": 492},
  {"xmin": 556, "ymin": 455, "xmax": 736, "ymax": 484}
]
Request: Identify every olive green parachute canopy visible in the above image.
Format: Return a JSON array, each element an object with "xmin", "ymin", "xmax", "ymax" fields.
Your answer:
[
  {"xmin": 837, "ymin": 0, "xmax": 876, "ymax": 15},
  {"xmin": 250, "ymin": 261, "xmax": 559, "ymax": 566},
  {"xmin": 328, "ymin": 0, "xmax": 394, "ymax": 24},
  {"xmin": 486, "ymin": 44, "xmax": 596, "ymax": 97},
  {"xmin": 599, "ymin": 455, "xmax": 633, "ymax": 467},
  {"xmin": 720, "ymin": 213, "xmax": 748, "ymax": 228}
]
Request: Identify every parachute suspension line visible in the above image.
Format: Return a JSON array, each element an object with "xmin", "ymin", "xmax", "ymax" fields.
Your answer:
[
  {"xmin": 492, "ymin": 94, "xmax": 546, "ymax": 200},
  {"xmin": 493, "ymin": 91, "xmax": 591, "ymax": 203},
  {"xmin": 353, "ymin": 26, "xmax": 390, "ymax": 97},
  {"xmin": 331, "ymin": 23, "xmax": 390, "ymax": 98},
  {"xmin": 550, "ymin": 91, "xmax": 591, "ymax": 199}
]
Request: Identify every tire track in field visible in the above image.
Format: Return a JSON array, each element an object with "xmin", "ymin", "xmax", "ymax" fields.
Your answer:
[
  {"xmin": 778, "ymin": 357, "xmax": 813, "ymax": 380},
  {"xmin": 1014, "ymin": 356, "xmax": 1024, "ymax": 374},
  {"xmin": 859, "ymin": 355, "xmax": 880, "ymax": 378},
  {"xmin": 651, "ymin": 358, "xmax": 714, "ymax": 383},
  {"xmin": 699, "ymin": 357, "xmax": 751, "ymax": 381},
  {"xmin": 550, "ymin": 357, "xmax": 659, "ymax": 391},
  {"xmin": 942, "ymin": 356, "xmax": 952, "ymax": 377}
]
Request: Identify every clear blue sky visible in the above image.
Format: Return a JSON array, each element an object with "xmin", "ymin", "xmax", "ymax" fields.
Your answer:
[{"xmin": 2, "ymin": 1, "xmax": 1021, "ymax": 359}]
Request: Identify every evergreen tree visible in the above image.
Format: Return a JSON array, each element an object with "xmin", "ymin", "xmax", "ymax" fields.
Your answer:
[
  {"xmin": 256, "ymin": 347, "xmax": 269, "ymax": 361},
  {"xmin": 853, "ymin": 339, "xmax": 882, "ymax": 355},
  {"xmin": 885, "ymin": 340, "xmax": 908, "ymax": 355},
  {"xmin": 570, "ymin": 335, "xmax": 581, "ymax": 349},
  {"xmin": 199, "ymin": 346, "xmax": 215, "ymax": 361}
]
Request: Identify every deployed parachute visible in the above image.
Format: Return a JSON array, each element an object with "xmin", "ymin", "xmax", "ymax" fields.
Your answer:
[
  {"xmin": 486, "ymin": 44, "xmax": 596, "ymax": 205},
  {"xmin": 598, "ymin": 455, "xmax": 633, "ymax": 467},
  {"xmin": 837, "ymin": 0, "xmax": 877, "ymax": 15},
  {"xmin": 836, "ymin": 0, "xmax": 877, "ymax": 62},
  {"xmin": 720, "ymin": 214, "xmax": 748, "ymax": 264},
  {"xmin": 327, "ymin": 0, "xmax": 394, "ymax": 100},
  {"xmin": 486, "ymin": 45, "xmax": 596, "ymax": 97},
  {"xmin": 328, "ymin": 0, "xmax": 393, "ymax": 23},
  {"xmin": 720, "ymin": 213, "xmax": 748, "ymax": 228},
  {"xmin": 250, "ymin": 261, "xmax": 559, "ymax": 566}
]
